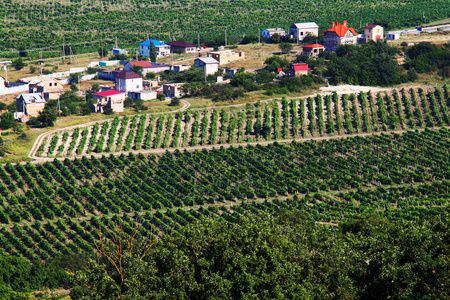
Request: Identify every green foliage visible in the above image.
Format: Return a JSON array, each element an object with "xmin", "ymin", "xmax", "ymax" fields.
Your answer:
[
  {"xmin": 169, "ymin": 97, "xmax": 180, "ymax": 106},
  {"xmin": 270, "ymin": 32, "xmax": 281, "ymax": 43},
  {"xmin": 279, "ymin": 42, "xmax": 293, "ymax": 54},
  {"xmin": 406, "ymin": 42, "xmax": 449, "ymax": 74},
  {"xmin": 326, "ymin": 41, "xmax": 401, "ymax": 86},
  {"xmin": 103, "ymin": 107, "xmax": 114, "ymax": 115},
  {"xmin": 132, "ymin": 65, "xmax": 144, "ymax": 76},
  {"xmin": 264, "ymin": 55, "xmax": 291, "ymax": 72},
  {"xmin": 11, "ymin": 58, "xmax": 25, "ymax": 70},
  {"xmin": 241, "ymin": 33, "xmax": 258, "ymax": 44},
  {"xmin": 157, "ymin": 93, "xmax": 166, "ymax": 101},
  {"xmin": 37, "ymin": 105, "xmax": 57, "ymax": 127},
  {"xmin": 0, "ymin": 112, "xmax": 15, "ymax": 130},
  {"xmin": 145, "ymin": 72, "xmax": 156, "ymax": 80},
  {"xmin": 149, "ymin": 42, "xmax": 157, "ymax": 63}
]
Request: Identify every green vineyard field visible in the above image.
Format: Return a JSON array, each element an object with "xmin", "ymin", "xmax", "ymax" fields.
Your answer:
[
  {"xmin": 35, "ymin": 86, "xmax": 450, "ymax": 158},
  {"xmin": 0, "ymin": 0, "xmax": 449, "ymax": 57},
  {"xmin": 1, "ymin": 125, "xmax": 450, "ymax": 259}
]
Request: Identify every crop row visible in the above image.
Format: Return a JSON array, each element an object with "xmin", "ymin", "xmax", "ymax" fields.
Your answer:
[{"xmin": 35, "ymin": 87, "xmax": 450, "ymax": 158}]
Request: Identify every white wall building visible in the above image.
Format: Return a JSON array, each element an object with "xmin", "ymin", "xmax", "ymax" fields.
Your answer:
[
  {"xmin": 261, "ymin": 28, "xmax": 286, "ymax": 39},
  {"xmin": 115, "ymin": 70, "xmax": 143, "ymax": 93},
  {"xmin": 139, "ymin": 39, "xmax": 171, "ymax": 58},
  {"xmin": 290, "ymin": 22, "xmax": 319, "ymax": 41},
  {"xmin": 194, "ymin": 57, "xmax": 219, "ymax": 75}
]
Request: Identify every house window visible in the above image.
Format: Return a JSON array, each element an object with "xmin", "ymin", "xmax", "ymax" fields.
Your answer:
[{"xmin": 49, "ymin": 83, "xmax": 52, "ymax": 86}]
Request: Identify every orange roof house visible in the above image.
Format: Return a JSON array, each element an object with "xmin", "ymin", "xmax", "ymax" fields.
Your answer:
[{"xmin": 323, "ymin": 21, "xmax": 358, "ymax": 52}]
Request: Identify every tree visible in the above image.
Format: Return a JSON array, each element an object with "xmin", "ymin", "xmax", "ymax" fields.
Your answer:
[
  {"xmin": 169, "ymin": 97, "xmax": 180, "ymax": 106},
  {"xmin": 145, "ymin": 72, "xmax": 156, "ymax": 80},
  {"xmin": 69, "ymin": 73, "xmax": 81, "ymax": 84},
  {"xmin": 407, "ymin": 68, "xmax": 418, "ymax": 81},
  {"xmin": 270, "ymin": 33, "xmax": 281, "ymax": 43},
  {"xmin": 157, "ymin": 93, "xmax": 166, "ymax": 101},
  {"xmin": 279, "ymin": 43, "xmax": 293, "ymax": 54},
  {"xmin": 37, "ymin": 106, "xmax": 57, "ymax": 127},
  {"xmin": 29, "ymin": 65, "xmax": 37, "ymax": 73},
  {"xmin": 132, "ymin": 65, "xmax": 143, "ymax": 76},
  {"xmin": 91, "ymin": 83, "xmax": 101, "ymax": 92},
  {"xmin": 11, "ymin": 58, "xmax": 25, "ymax": 70},
  {"xmin": 150, "ymin": 42, "xmax": 157, "ymax": 63},
  {"xmin": 0, "ymin": 112, "xmax": 15, "ymax": 130},
  {"xmin": 104, "ymin": 107, "xmax": 114, "ymax": 115},
  {"xmin": 241, "ymin": 34, "xmax": 258, "ymax": 44}
]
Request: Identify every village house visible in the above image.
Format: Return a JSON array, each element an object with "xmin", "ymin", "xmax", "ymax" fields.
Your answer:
[
  {"xmin": 363, "ymin": 24, "xmax": 384, "ymax": 43},
  {"xmin": 115, "ymin": 70, "xmax": 143, "ymax": 93},
  {"xmin": 290, "ymin": 22, "xmax": 319, "ymax": 42},
  {"xmin": 386, "ymin": 32, "xmax": 400, "ymax": 40},
  {"xmin": 290, "ymin": 63, "xmax": 308, "ymax": 77},
  {"xmin": 302, "ymin": 44, "xmax": 325, "ymax": 57},
  {"xmin": 226, "ymin": 68, "xmax": 238, "ymax": 77},
  {"xmin": 124, "ymin": 61, "xmax": 171, "ymax": 76},
  {"xmin": 323, "ymin": 21, "xmax": 358, "ymax": 52},
  {"xmin": 139, "ymin": 39, "xmax": 171, "ymax": 58},
  {"xmin": 15, "ymin": 93, "xmax": 46, "ymax": 118},
  {"xmin": 128, "ymin": 90, "xmax": 158, "ymax": 101},
  {"xmin": 0, "ymin": 76, "xmax": 5, "ymax": 90},
  {"xmin": 166, "ymin": 41, "xmax": 197, "ymax": 54},
  {"xmin": 261, "ymin": 28, "xmax": 286, "ymax": 39},
  {"xmin": 92, "ymin": 90, "xmax": 125, "ymax": 113},
  {"xmin": 171, "ymin": 65, "xmax": 191, "ymax": 72},
  {"xmin": 28, "ymin": 76, "xmax": 64, "ymax": 100},
  {"xmin": 162, "ymin": 83, "xmax": 184, "ymax": 98},
  {"xmin": 194, "ymin": 57, "xmax": 219, "ymax": 75},
  {"xmin": 207, "ymin": 50, "xmax": 244, "ymax": 65}
]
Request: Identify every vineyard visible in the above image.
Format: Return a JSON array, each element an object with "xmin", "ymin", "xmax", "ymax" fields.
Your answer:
[
  {"xmin": 1, "ymin": 125, "xmax": 450, "ymax": 259},
  {"xmin": 33, "ymin": 86, "xmax": 450, "ymax": 158},
  {"xmin": 1, "ymin": 0, "xmax": 449, "ymax": 57}
]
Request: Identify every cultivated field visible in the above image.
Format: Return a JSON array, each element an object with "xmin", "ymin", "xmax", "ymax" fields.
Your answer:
[
  {"xmin": 0, "ymin": 127, "xmax": 449, "ymax": 259},
  {"xmin": 31, "ymin": 86, "xmax": 450, "ymax": 159}
]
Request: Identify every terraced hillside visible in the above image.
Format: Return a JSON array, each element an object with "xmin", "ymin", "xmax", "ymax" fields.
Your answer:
[
  {"xmin": 1, "ymin": 128, "xmax": 450, "ymax": 259},
  {"xmin": 1, "ymin": 0, "xmax": 448, "ymax": 57},
  {"xmin": 33, "ymin": 86, "xmax": 450, "ymax": 158}
]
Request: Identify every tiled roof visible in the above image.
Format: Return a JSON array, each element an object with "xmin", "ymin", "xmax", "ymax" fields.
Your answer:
[
  {"xmin": 116, "ymin": 70, "xmax": 142, "ymax": 79},
  {"xmin": 324, "ymin": 23, "xmax": 358, "ymax": 37},
  {"xmin": 166, "ymin": 41, "xmax": 196, "ymax": 48},
  {"xmin": 128, "ymin": 61, "xmax": 153, "ymax": 68},
  {"xmin": 303, "ymin": 44, "xmax": 325, "ymax": 48},
  {"xmin": 93, "ymin": 90, "xmax": 125, "ymax": 97},
  {"xmin": 292, "ymin": 63, "xmax": 308, "ymax": 72},
  {"xmin": 364, "ymin": 24, "xmax": 379, "ymax": 29},
  {"xmin": 139, "ymin": 39, "xmax": 168, "ymax": 47}
]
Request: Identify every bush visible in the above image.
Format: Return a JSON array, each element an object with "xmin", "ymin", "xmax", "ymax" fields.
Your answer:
[
  {"xmin": 157, "ymin": 93, "xmax": 166, "ymax": 101},
  {"xmin": 104, "ymin": 108, "xmax": 114, "ymax": 115},
  {"xmin": 169, "ymin": 97, "xmax": 181, "ymax": 106}
]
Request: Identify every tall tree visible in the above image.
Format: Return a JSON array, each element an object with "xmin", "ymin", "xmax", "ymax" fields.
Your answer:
[{"xmin": 149, "ymin": 42, "xmax": 157, "ymax": 63}]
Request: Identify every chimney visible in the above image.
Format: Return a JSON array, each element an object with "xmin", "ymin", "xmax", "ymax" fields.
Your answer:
[
  {"xmin": 332, "ymin": 22, "xmax": 335, "ymax": 27},
  {"xmin": 343, "ymin": 20, "xmax": 347, "ymax": 27},
  {"xmin": 366, "ymin": 23, "xmax": 368, "ymax": 27}
]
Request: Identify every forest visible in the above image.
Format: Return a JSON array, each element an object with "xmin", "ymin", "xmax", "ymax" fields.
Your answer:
[{"xmin": 0, "ymin": 0, "xmax": 449, "ymax": 58}]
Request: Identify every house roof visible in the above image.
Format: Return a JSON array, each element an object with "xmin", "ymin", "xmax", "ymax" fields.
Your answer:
[
  {"xmin": 28, "ymin": 76, "xmax": 59, "ymax": 86},
  {"xmin": 196, "ymin": 57, "xmax": 219, "ymax": 64},
  {"xmin": 264, "ymin": 28, "xmax": 285, "ymax": 32},
  {"xmin": 93, "ymin": 90, "xmax": 125, "ymax": 97},
  {"xmin": 291, "ymin": 22, "xmax": 319, "ymax": 29},
  {"xmin": 364, "ymin": 24, "xmax": 379, "ymax": 29},
  {"xmin": 128, "ymin": 61, "xmax": 154, "ymax": 68},
  {"xmin": 116, "ymin": 70, "xmax": 142, "ymax": 79},
  {"xmin": 139, "ymin": 39, "xmax": 168, "ymax": 47},
  {"xmin": 292, "ymin": 63, "xmax": 308, "ymax": 72},
  {"xmin": 324, "ymin": 22, "xmax": 358, "ymax": 37},
  {"xmin": 16, "ymin": 93, "xmax": 45, "ymax": 104},
  {"xmin": 303, "ymin": 44, "xmax": 325, "ymax": 48},
  {"xmin": 166, "ymin": 41, "xmax": 196, "ymax": 48}
]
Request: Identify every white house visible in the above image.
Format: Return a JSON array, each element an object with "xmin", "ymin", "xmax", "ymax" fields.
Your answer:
[
  {"xmin": 139, "ymin": 39, "xmax": 171, "ymax": 58},
  {"xmin": 0, "ymin": 76, "xmax": 5, "ymax": 90},
  {"xmin": 194, "ymin": 57, "xmax": 219, "ymax": 75},
  {"xmin": 15, "ymin": 93, "xmax": 46, "ymax": 118},
  {"xmin": 92, "ymin": 90, "xmax": 125, "ymax": 113},
  {"xmin": 261, "ymin": 28, "xmax": 286, "ymax": 39},
  {"xmin": 290, "ymin": 22, "xmax": 319, "ymax": 41},
  {"xmin": 386, "ymin": 32, "xmax": 400, "ymax": 40},
  {"xmin": 115, "ymin": 70, "xmax": 143, "ymax": 93}
]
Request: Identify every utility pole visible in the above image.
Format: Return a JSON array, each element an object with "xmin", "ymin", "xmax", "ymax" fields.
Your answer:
[
  {"xmin": 57, "ymin": 98, "xmax": 60, "ymax": 116},
  {"xmin": 198, "ymin": 32, "xmax": 200, "ymax": 49},
  {"xmin": 258, "ymin": 28, "xmax": 260, "ymax": 43},
  {"xmin": 260, "ymin": 51, "xmax": 263, "ymax": 69},
  {"xmin": 62, "ymin": 43, "xmax": 65, "ymax": 61}
]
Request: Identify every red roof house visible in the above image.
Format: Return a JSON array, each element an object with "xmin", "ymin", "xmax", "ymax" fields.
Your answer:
[
  {"xmin": 92, "ymin": 90, "xmax": 125, "ymax": 113},
  {"xmin": 290, "ymin": 63, "xmax": 308, "ymax": 77},
  {"xmin": 302, "ymin": 44, "xmax": 325, "ymax": 57},
  {"xmin": 323, "ymin": 21, "xmax": 358, "ymax": 52}
]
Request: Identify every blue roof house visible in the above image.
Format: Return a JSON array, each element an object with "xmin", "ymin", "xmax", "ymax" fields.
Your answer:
[{"xmin": 139, "ymin": 39, "xmax": 171, "ymax": 58}]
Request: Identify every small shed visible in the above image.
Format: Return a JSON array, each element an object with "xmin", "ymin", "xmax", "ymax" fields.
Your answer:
[
  {"xmin": 302, "ymin": 44, "xmax": 325, "ymax": 57},
  {"xmin": 386, "ymin": 32, "xmax": 400, "ymax": 40},
  {"xmin": 290, "ymin": 63, "xmax": 308, "ymax": 77}
]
